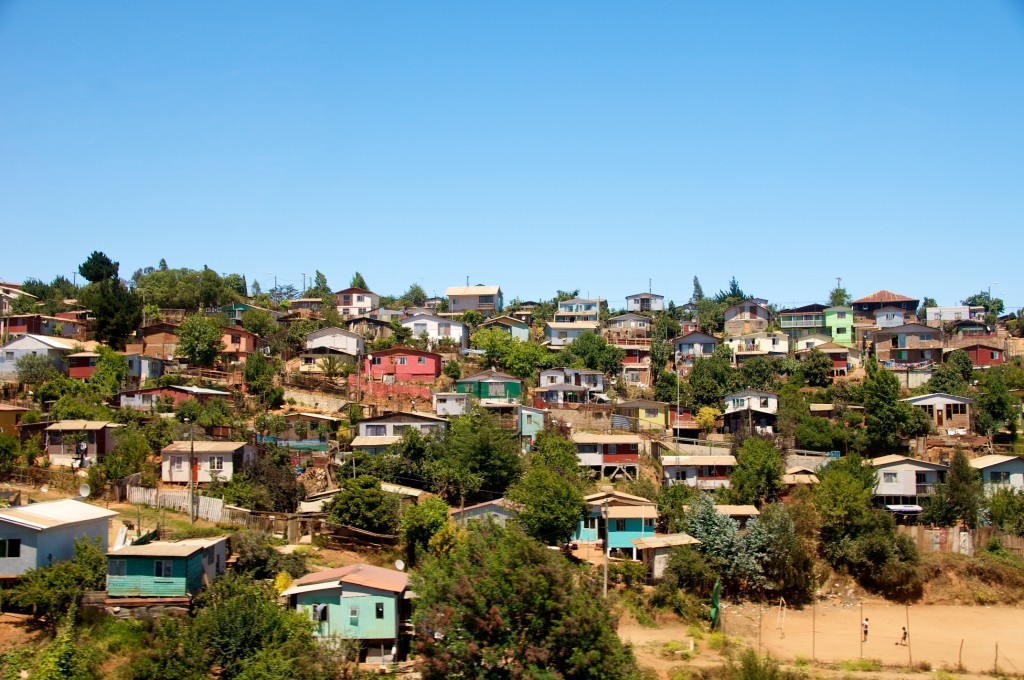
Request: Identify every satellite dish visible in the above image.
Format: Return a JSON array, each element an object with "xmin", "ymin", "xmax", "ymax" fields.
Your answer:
[
  {"xmin": 394, "ymin": 559, "xmax": 405, "ymax": 572},
  {"xmin": 79, "ymin": 484, "xmax": 91, "ymax": 498},
  {"xmin": 40, "ymin": 485, "xmax": 49, "ymax": 494}
]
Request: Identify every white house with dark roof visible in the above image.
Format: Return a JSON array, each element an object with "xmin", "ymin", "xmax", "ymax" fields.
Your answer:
[
  {"xmin": 625, "ymin": 292, "xmax": 664, "ymax": 313},
  {"xmin": 722, "ymin": 389, "xmax": 778, "ymax": 435},
  {"xmin": 0, "ymin": 499, "xmax": 118, "ymax": 577},
  {"xmin": 161, "ymin": 441, "xmax": 254, "ymax": 483},
  {"xmin": 872, "ymin": 454, "xmax": 947, "ymax": 511}
]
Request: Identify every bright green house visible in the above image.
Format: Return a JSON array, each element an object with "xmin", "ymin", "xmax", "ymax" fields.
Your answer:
[
  {"xmin": 455, "ymin": 369, "xmax": 523, "ymax": 402},
  {"xmin": 106, "ymin": 536, "xmax": 229, "ymax": 600},
  {"xmin": 824, "ymin": 306, "xmax": 855, "ymax": 348},
  {"xmin": 282, "ymin": 564, "xmax": 410, "ymax": 663}
]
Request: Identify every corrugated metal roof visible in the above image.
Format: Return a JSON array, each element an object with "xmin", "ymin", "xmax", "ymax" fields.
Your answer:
[
  {"xmin": 162, "ymin": 441, "xmax": 246, "ymax": 454},
  {"xmin": 445, "ymin": 285, "xmax": 501, "ymax": 296},
  {"xmin": 45, "ymin": 420, "xmax": 123, "ymax": 431},
  {"xmin": 632, "ymin": 533, "xmax": 700, "ymax": 549},
  {"xmin": 661, "ymin": 455, "xmax": 736, "ymax": 466},
  {"xmin": 0, "ymin": 498, "xmax": 119, "ymax": 530},
  {"xmin": 969, "ymin": 455, "xmax": 1020, "ymax": 469},
  {"xmin": 291, "ymin": 563, "xmax": 409, "ymax": 593},
  {"xmin": 110, "ymin": 535, "xmax": 229, "ymax": 557},
  {"xmin": 571, "ymin": 433, "xmax": 642, "ymax": 444},
  {"xmin": 351, "ymin": 436, "xmax": 402, "ymax": 447}
]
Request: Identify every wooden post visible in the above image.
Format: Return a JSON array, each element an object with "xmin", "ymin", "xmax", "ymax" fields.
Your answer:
[
  {"xmin": 958, "ymin": 639, "xmax": 964, "ymax": 671},
  {"xmin": 905, "ymin": 604, "xmax": 912, "ymax": 666},
  {"xmin": 859, "ymin": 602, "xmax": 863, "ymax": 658},
  {"xmin": 812, "ymin": 599, "xmax": 816, "ymax": 662},
  {"xmin": 758, "ymin": 606, "xmax": 762, "ymax": 655}
]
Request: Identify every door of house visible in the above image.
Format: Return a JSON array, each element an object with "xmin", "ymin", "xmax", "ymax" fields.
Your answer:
[{"xmin": 937, "ymin": 409, "xmax": 943, "ymax": 426}]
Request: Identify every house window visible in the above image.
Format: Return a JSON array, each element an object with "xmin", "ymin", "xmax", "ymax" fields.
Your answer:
[
  {"xmin": 525, "ymin": 414, "xmax": 533, "ymax": 425},
  {"xmin": 883, "ymin": 472, "xmax": 898, "ymax": 484},
  {"xmin": 210, "ymin": 456, "xmax": 224, "ymax": 471},
  {"xmin": 0, "ymin": 538, "xmax": 21, "ymax": 558},
  {"xmin": 375, "ymin": 602, "xmax": 385, "ymax": 619},
  {"xmin": 4, "ymin": 352, "xmax": 13, "ymax": 361},
  {"xmin": 172, "ymin": 456, "xmax": 183, "ymax": 471},
  {"xmin": 487, "ymin": 382, "xmax": 505, "ymax": 397},
  {"xmin": 413, "ymin": 323, "xmax": 427, "ymax": 336},
  {"xmin": 760, "ymin": 398, "xmax": 769, "ymax": 408},
  {"xmin": 418, "ymin": 356, "xmax": 427, "ymax": 365},
  {"xmin": 835, "ymin": 327, "xmax": 847, "ymax": 334},
  {"xmin": 396, "ymin": 357, "xmax": 407, "ymax": 365},
  {"xmin": 989, "ymin": 471, "xmax": 1010, "ymax": 484},
  {"xmin": 393, "ymin": 425, "xmax": 409, "ymax": 435},
  {"xmin": 644, "ymin": 408, "xmax": 659, "ymax": 419},
  {"xmin": 915, "ymin": 472, "xmax": 928, "ymax": 484},
  {"xmin": 946, "ymin": 403, "xmax": 966, "ymax": 417},
  {"xmin": 920, "ymin": 333, "xmax": 933, "ymax": 341},
  {"xmin": 349, "ymin": 607, "xmax": 359, "ymax": 627},
  {"xmin": 583, "ymin": 516, "xmax": 598, "ymax": 530},
  {"xmin": 991, "ymin": 351, "xmax": 1000, "ymax": 360},
  {"xmin": 154, "ymin": 560, "xmax": 173, "ymax": 578},
  {"xmin": 577, "ymin": 444, "xmax": 598, "ymax": 454},
  {"xmin": 607, "ymin": 444, "xmax": 617, "ymax": 455},
  {"xmin": 614, "ymin": 519, "xmax": 626, "ymax": 532},
  {"xmin": 366, "ymin": 425, "xmax": 386, "ymax": 436},
  {"xmin": 231, "ymin": 335, "xmax": 241, "ymax": 345},
  {"xmin": 371, "ymin": 357, "xmax": 382, "ymax": 365},
  {"xmin": 674, "ymin": 470, "xmax": 687, "ymax": 481},
  {"xmin": 108, "ymin": 559, "xmax": 126, "ymax": 576},
  {"xmin": 644, "ymin": 518, "xmax": 655, "ymax": 529},
  {"xmin": 439, "ymin": 323, "xmax": 451, "ymax": 337},
  {"xmin": 837, "ymin": 312, "xmax": 847, "ymax": 319}
]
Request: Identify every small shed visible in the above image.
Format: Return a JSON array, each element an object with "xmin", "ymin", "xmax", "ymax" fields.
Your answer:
[{"xmin": 631, "ymin": 533, "xmax": 700, "ymax": 579}]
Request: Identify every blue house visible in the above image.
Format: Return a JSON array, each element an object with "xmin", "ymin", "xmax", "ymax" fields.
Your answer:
[
  {"xmin": 451, "ymin": 498, "xmax": 521, "ymax": 527},
  {"xmin": 282, "ymin": 563, "xmax": 410, "ymax": 664},
  {"xmin": 0, "ymin": 499, "xmax": 118, "ymax": 578},
  {"xmin": 106, "ymin": 535, "xmax": 229, "ymax": 600},
  {"xmin": 478, "ymin": 315, "xmax": 530, "ymax": 342},
  {"xmin": 519, "ymin": 406, "xmax": 545, "ymax": 450},
  {"xmin": 572, "ymin": 490, "xmax": 657, "ymax": 559}
]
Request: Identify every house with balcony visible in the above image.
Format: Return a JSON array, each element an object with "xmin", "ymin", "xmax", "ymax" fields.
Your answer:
[
  {"xmin": 673, "ymin": 331, "xmax": 721, "ymax": 374},
  {"xmin": 723, "ymin": 301, "xmax": 772, "ymax": 336},
  {"xmin": 334, "ymin": 288, "xmax": 380, "ymax": 318},
  {"xmin": 795, "ymin": 342, "xmax": 860, "ymax": 376},
  {"xmin": 281, "ymin": 564, "xmax": 410, "ymax": 663},
  {"xmin": 554, "ymin": 298, "xmax": 603, "ymax": 323},
  {"xmin": 925, "ymin": 306, "xmax": 986, "ymax": 326},
  {"xmin": 341, "ymin": 316, "xmax": 392, "ymax": 342},
  {"xmin": 0, "ymin": 283, "xmax": 36, "ymax": 316},
  {"xmin": 653, "ymin": 440, "xmax": 736, "ymax": 489},
  {"xmin": 477, "ymin": 315, "xmax": 530, "ymax": 341},
  {"xmin": 852, "ymin": 290, "xmax": 920, "ymax": 320},
  {"xmin": 722, "ymin": 389, "xmax": 778, "ymax": 435},
  {"xmin": 824, "ymin": 306, "xmax": 855, "ymax": 348},
  {"xmin": 161, "ymin": 441, "xmax": 253, "ymax": 484},
  {"xmin": 625, "ymin": 292, "xmax": 664, "ymax": 313},
  {"xmin": 364, "ymin": 347, "xmax": 442, "ymax": 382},
  {"xmin": 778, "ymin": 304, "xmax": 827, "ymax": 342},
  {"xmin": 613, "ymin": 399, "xmax": 669, "ymax": 431},
  {"xmin": 352, "ymin": 412, "xmax": 449, "ymax": 453},
  {"xmin": 573, "ymin": 490, "xmax": 657, "ymax": 559},
  {"xmin": 543, "ymin": 321, "xmax": 600, "ymax": 348},
  {"xmin": 538, "ymin": 367, "xmax": 605, "ymax": 397},
  {"xmin": 970, "ymin": 455, "xmax": 1024, "ymax": 493},
  {"xmin": 43, "ymin": 420, "xmax": 124, "ymax": 469},
  {"xmin": 874, "ymin": 323, "xmax": 943, "ymax": 366},
  {"xmin": 0, "ymin": 499, "xmax": 118, "ymax": 578},
  {"xmin": 445, "ymin": 285, "xmax": 503, "ymax": 316},
  {"xmin": 724, "ymin": 332, "xmax": 789, "ymax": 365},
  {"xmin": 399, "ymin": 315, "xmax": 468, "ymax": 350},
  {"xmin": 607, "ymin": 313, "xmax": 651, "ymax": 334},
  {"xmin": 872, "ymin": 454, "xmax": 946, "ymax": 511},
  {"xmin": 900, "ymin": 393, "xmax": 972, "ymax": 431},
  {"xmin": 455, "ymin": 369, "xmax": 522, "ymax": 403},
  {"xmin": 570, "ymin": 433, "xmax": 643, "ymax": 480}
]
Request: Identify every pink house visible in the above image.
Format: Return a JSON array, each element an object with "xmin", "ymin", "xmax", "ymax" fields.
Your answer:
[
  {"xmin": 364, "ymin": 347, "xmax": 442, "ymax": 382},
  {"xmin": 220, "ymin": 327, "xmax": 264, "ymax": 366}
]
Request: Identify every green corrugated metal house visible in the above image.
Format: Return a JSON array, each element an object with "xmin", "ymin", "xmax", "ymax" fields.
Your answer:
[
  {"xmin": 282, "ymin": 563, "xmax": 410, "ymax": 664},
  {"xmin": 106, "ymin": 536, "xmax": 229, "ymax": 599},
  {"xmin": 455, "ymin": 369, "xmax": 523, "ymax": 402}
]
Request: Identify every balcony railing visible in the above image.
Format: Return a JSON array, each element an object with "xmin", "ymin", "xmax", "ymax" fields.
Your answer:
[
  {"xmin": 916, "ymin": 484, "xmax": 938, "ymax": 496},
  {"xmin": 780, "ymin": 318, "xmax": 824, "ymax": 328}
]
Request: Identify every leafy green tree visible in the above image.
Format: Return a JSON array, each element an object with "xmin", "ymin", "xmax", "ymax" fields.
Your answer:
[
  {"xmin": 962, "ymin": 290, "xmax": 1004, "ymax": 317},
  {"xmin": 178, "ymin": 314, "xmax": 225, "ymax": 367},
  {"xmin": 442, "ymin": 360, "xmax": 462, "ymax": 379},
  {"xmin": 412, "ymin": 521, "xmax": 638, "ymax": 679},
  {"xmin": 423, "ymin": 409, "xmax": 522, "ymax": 504},
  {"xmin": 916, "ymin": 296, "xmax": 937, "ymax": 320},
  {"xmin": 470, "ymin": 327, "xmax": 512, "ymax": 368},
  {"xmin": 975, "ymin": 368, "xmax": 1017, "ymax": 438},
  {"xmin": 0, "ymin": 433, "xmax": 19, "ymax": 476},
  {"xmin": 828, "ymin": 286, "xmax": 851, "ymax": 307},
  {"xmin": 241, "ymin": 308, "xmax": 277, "ymax": 338},
  {"xmin": 242, "ymin": 351, "xmax": 278, "ymax": 403},
  {"xmin": 814, "ymin": 452, "xmax": 876, "ymax": 545},
  {"xmin": 925, "ymin": 362, "xmax": 968, "ymax": 396},
  {"xmin": 78, "ymin": 251, "xmax": 119, "ymax": 283},
  {"xmin": 350, "ymin": 272, "xmax": 368, "ymax": 289},
  {"xmin": 325, "ymin": 475, "xmax": 401, "ymax": 535},
  {"xmin": 15, "ymin": 352, "xmax": 60, "ymax": 384},
  {"xmin": 305, "ymin": 270, "xmax": 331, "ymax": 299},
  {"xmin": 400, "ymin": 497, "xmax": 451, "ymax": 565},
  {"xmin": 3, "ymin": 537, "xmax": 106, "ymax": 626},
  {"xmin": 687, "ymin": 346, "xmax": 734, "ymax": 409},
  {"xmin": 685, "ymin": 494, "xmax": 762, "ymax": 589},
  {"xmin": 729, "ymin": 437, "xmax": 784, "ymax": 507},
  {"xmin": 714, "ymin": 277, "xmax": 747, "ymax": 305},
  {"xmin": 657, "ymin": 483, "xmax": 698, "ymax": 533},
  {"xmin": 695, "ymin": 406, "xmax": 720, "ymax": 434},
  {"xmin": 10, "ymin": 294, "xmax": 37, "ymax": 314},
  {"xmin": 507, "ymin": 462, "xmax": 586, "ymax": 546},
  {"xmin": 89, "ymin": 345, "xmax": 129, "ymax": 398},
  {"xmin": 987, "ymin": 488, "xmax": 1024, "ymax": 536},
  {"xmin": 561, "ymin": 330, "xmax": 625, "ymax": 374},
  {"xmin": 653, "ymin": 369, "xmax": 685, "ymax": 403},
  {"xmin": 946, "ymin": 349, "xmax": 975, "ymax": 383},
  {"xmin": 317, "ymin": 354, "xmax": 350, "ymax": 379},
  {"xmin": 863, "ymin": 357, "xmax": 906, "ymax": 450},
  {"xmin": 81, "ymin": 278, "xmax": 142, "ymax": 350},
  {"xmin": 691, "ymin": 276, "xmax": 704, "ymax": 303},
  {"xmin": 744, "ymin": 503, "xmax": 815, "ymax": 602},
  {"xmin": 695, "ymin": 297, "xmax": 724, "ymax": 334},
  {"xmin": 923, "ymin": 448, "xmax": 982, "ymax": 528},
  {"xmin": 100, "ymin": 424, "xmax": 150, "ymax": 481},
  {"xmin": 802, "ymin": 347, "xmax": 834, "ymax": 388},
  {"xmin": 501, "ymin": 338, "xmax": 553, "ymax": 379}
]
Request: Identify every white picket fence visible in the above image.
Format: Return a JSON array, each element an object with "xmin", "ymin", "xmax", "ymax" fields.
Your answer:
[{"xmin": 126, "ymin": 486, "xmax": 225, "ymax": 523}]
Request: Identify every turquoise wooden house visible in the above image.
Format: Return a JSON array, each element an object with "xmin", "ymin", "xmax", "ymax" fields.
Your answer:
[
  {"xmin": 106, "ymin": 536, "xmax": 229, "ymax": 600},
  {"xmin": 519, "ymin": 406, "xmax": 545, "ymax": 450},
  {"xmin": 455, "ymin": 369, "xmax": 523, "ymax": 403},
  {"xmin": 572, "ymin": 490, "xmax": 657, "ymax": 559},
  {"xmin": 478, "ymin": 315, "xmax": 530, "ymax": 341},
  {"xmin": 282, "ymin": 564, "xmax": 410, "ymax": 664}
]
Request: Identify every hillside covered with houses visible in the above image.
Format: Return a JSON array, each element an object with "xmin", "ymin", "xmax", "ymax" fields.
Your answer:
[{"xmin": 2, "ymin": 254, "xmax": 1024, "ymax": 678}]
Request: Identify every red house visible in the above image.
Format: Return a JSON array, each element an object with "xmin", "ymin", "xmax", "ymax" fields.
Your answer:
[
  {"xmin": 364, "ymin": 347, "xmax": 442, "ymax": 382},
  {"xmin": 67, "ymin": 351, "xmax": 100, "ymax": 379},
  {"xmin": 954, "ymin": 343, "xmax": 1005, "ymax": 368}
]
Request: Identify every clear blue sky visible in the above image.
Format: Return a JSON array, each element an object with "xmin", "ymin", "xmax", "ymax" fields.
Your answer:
[{"xmin": 2, "ymin": 1, "xmax": 1022, "ymax": 310}]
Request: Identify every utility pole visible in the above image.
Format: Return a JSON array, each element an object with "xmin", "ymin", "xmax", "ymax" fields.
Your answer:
[
  {"xmin": 187, "ymin": 418, "xmax": 196, "ymax": 524},
  {"xmin": 602, "ymin": 502, "xmax": 610, "ymax": 598}
]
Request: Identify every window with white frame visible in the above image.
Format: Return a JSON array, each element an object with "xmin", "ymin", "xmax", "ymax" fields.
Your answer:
[
  {"xmin": 396, "ymin": 357, "xmax": 407, "ymax": 365},
  {"xmin": 418, "ymin": 356, "xmax": 427, "ymax": 364},
  {"xmin": 349, "ymin": 607, "xmax": 359, "ymax": 627},
  {"xmin": 365, "ymin": 425, "xmax": 386, "ymax": 436},
  {"xmin": 210, "ymin": 456, "xmax": 224, "ymax": 471},
  {"xmin": 883, "ymin": 472, "xmax": 898, "ymax": 484},
  {"xmin": 674, "ymin": 469, "xmax": 687, "ymax": 481},
  {"xmin": 172, "ymin": 456, "xmax": 183, "ymax": 471},
  {"xmin": 583, "ymin": 516, "xmax": 598, "ymax": 530},
  {"xmin": 487, "ymin": 382, "xmax": 504, "ymax": 397}
]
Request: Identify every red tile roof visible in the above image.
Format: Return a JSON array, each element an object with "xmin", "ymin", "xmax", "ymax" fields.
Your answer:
[{"xmin": 852, "ymin": 290, "xmax": 917, "ymax": 304}]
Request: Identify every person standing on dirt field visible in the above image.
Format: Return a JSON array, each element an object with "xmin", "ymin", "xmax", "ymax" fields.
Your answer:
[
  {"xmin": 862, "ymin": 618, "xmax": 869, "ymax": 643},
  {"xmin": 898, "ymin": 627, "xmax": 908, "ymax": 646}
]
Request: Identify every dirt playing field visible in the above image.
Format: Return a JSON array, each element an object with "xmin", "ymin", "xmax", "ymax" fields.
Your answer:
[{"xmin": 621, "ymin": 601, "xmax": 1024, "ymax": 678}]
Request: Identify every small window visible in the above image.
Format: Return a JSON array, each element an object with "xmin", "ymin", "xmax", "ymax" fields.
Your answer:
[
  {"xmin": 644, "ymin": 408, "xmax": 659, "ymax": 418},
  {"xmin": 396, "ymin": 357, "xmax": 407, "ymax": 365},
  {"xmin": 210, "ymin": 456, "xmax": 224, "ymax": 471},
  {"xmin": 644, "ymin": 518, "xmax": 655, "ymax": 529},
  {"xmin": 231, "ymin": 335, "xmax": 241, "ymax": 344},
  {"xmin": 525, "ymin": 414, "xmax": 533, "ymax": 425},
  {"xmin": 418, "ymin": 356, "xmax": 427, "ymax": 364},
  {"xmin": 371, "ymin": 357, "xmax": 382, "ymax": 365},
  {"xmin": 108, "ymin": 559, "xmax": 126, "ymax": 576},
  {"xmin": 375, "ymin": 602, "xmax": 385, "ymax": 619},
  {"xmin": 835, "ymin": 327, "xmax": 847, "ymax": 334},
  {"xmin": 990, "ymin": 471, "xmax": 1010, "ymax": 484},
  {"xmin": 172, "ymin": 456, "xmax": 183, "ymax": 471},
  {"xmin": 583, "ymin": 516, "xmax": 598, "ymax": 530},
  {"xmin": 349, "ymin": 607, "xmax": 359, "ymax": 627},
  {"xmin": 154, "ymin": 560, "xmax": 173, "ymax": 578},
  {"xmin": 674, "ymin": 470, "xmax": 687, "ymax": 481},
  {"xmin": 991, "ymin": 351, "xmax": 999, "ymax": 360},
  {"xmin": 883, "ymin": 472, "xmax": 898, "ymax": 484},
  {"xmin": 366, "ymin": 425, "xmax": 386, "ymax": 436},
  {"xmin": 0, "ymin": 538, "xmax": 21, "ymax": 558},
  {"xmin": 4, "ymin": 352, "xmax": 13, "ymax": 361},
  {"xmin": 614, "ymin": 519, "xmax": 626, "ymax": 531}
]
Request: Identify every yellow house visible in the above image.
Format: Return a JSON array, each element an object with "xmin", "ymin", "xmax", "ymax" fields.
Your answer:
[
  {"xmin": 0, "ymin": 404, "xmax": 29, "ymax": 437},
  {"xmin": 613, "ymin": 399, "xmax": 670, "ymax": 431}
]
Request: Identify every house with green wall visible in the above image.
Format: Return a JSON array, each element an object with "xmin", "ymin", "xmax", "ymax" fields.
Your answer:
[
  {"xmin": 455, "ymin": 369, "xmax": 523, "ymax": 403},
  {"xmin": 282, "ymin": 563, "xmax": 410, "ymax": 664},
  {"xmin": 106, "ymin": 536, "xmax": 229, "ymax": 601},
  {"xmin": 572, "ymin": 490, "xmax": 657, "ymax": 559},
  {"xmin": 824, "ymin": 306, "xmax": 855, "ymax": 347}
]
